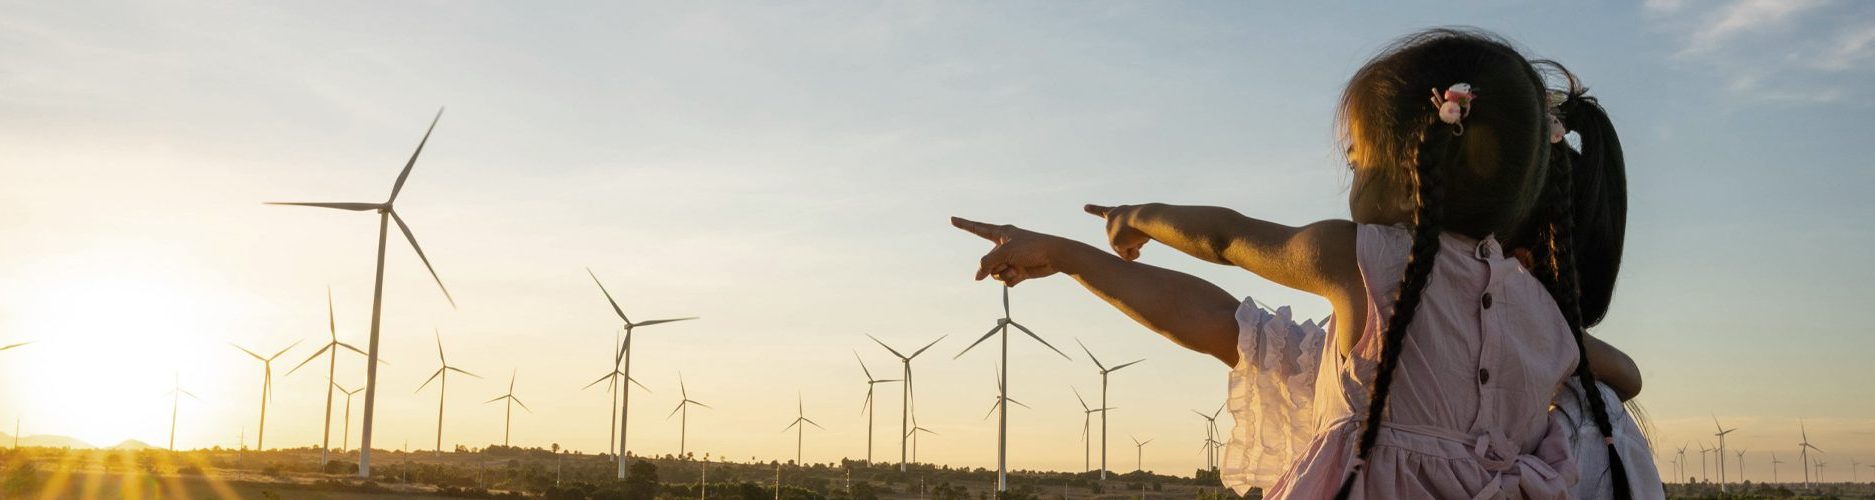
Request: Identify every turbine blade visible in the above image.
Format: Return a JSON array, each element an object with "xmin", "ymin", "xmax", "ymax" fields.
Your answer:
[
  {"xmin": 0, "ymin": 341, "xmax": 30, "ymax": 351},
  {"xmin": 587, "ymin": 268, "xmax": 633, "ymax": 325},
  {"xmin": 387, "ymin": 108, "xmax": 443, "ymax": 203},
  {"xmin": 286, "ymin": 344, "xmax": 335, "ymax": 375},
  {"xmin": 231, "ymin": 343, "xmax": 265, "ymax": 361},
  {"xmin": 855, "ymin": 350, "xmax": 874, "ymax": 380},
  {"xmin": 1108, "ymin": 359, "xmax": 1145, "ymax": 372},
  {"xmin": 1007, "ymin": 398, "xmax": 1030, "ymax": 410},
  {"xmin": 391, "ymin": 211, "xmax": 454, "ymax": 308},
  {"xmin": 336, "ymin": 342, "xmax": 371, "ymax": 358},
  {"xmin": 983, "ymin": 400, "xmax": 1001, "ymax": 420},
  {"xmin": 1009, "ymin": 321, "xmax": 1070, "ymax": 360},
  {"xmin": 269, "ymin": 340, "xmax": 303, "ymax": 361},
  {"xmin": 954, "ymin": 323, "xmax": 1003, "ymax": 359},
  {"xmin": 692, "ymin": 401, "xmax": 710, "ymax": 409},
  {"xmin": 865, "ymin": 334, "xmax": 907, "ymax": 359},
  {"xmin": 582, "ymin": 372, "xmax": 615, "ymax": 390},
  {"xmin": 669, "ymin": 402, "xmax": 685, "ymax": 419},
  {"xmin": 264, "ymin": 202, "xmax": 384, "ymax": 211},
  {"xmin": 629, "ymin": 377, "xmax": 653, "ymax": 393},
  {"xmin": 804, "ymin": 418, "xmax": 824, "ymax": 430},
  {"xmin": 513, "ymin": 397, "xmax": 530, "ymax": 412},
  {"xmin": 783, "ymin": 420, "xmax": 799, "ymax": 432},
  {"xmin": 486, "ymin": 395, "xmax": 507, "ymax": 404},
  {"xmin": 1076, "ymin": 339, "xmax": 1105, "ymax": 371},
  {"xmin": 1074, "ymin": 387, "xmax": 1089, "ymax": 410},
  {"xmin": 908, "ymin": 335, "xmax": 948, "ymax": 359},
  {"xmin": 632, "ymin": 317, "xmax": 698, "ymax": 328},
  {"xmin": 447, "ymin": 366, "xmax": 481, "ymax": 379},
  {"xmin": 327, "ymin": 286, "xmax": 337, "ymax": 340},
  {"xmin": 416, "ymin": 368, "xmax": 444, "ymax": 392}
]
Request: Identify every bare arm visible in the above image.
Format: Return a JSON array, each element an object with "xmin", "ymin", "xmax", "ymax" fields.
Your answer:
[
  {"xmin": 1087, "ymin": 204, "xmax": 1368, "ymax": 354},
  {"xmin": 952, "ymin": 217, "xmax": 1241, "ymax": 366},
  {"xmin": 1585, "ymin": 334, "xmax": 1641, "ymax": 401}
]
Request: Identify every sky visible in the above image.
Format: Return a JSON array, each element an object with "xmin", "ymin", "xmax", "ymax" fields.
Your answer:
[{"xmin": 2, "ymin": 0, "xmax": 1873, "ymax": 483}]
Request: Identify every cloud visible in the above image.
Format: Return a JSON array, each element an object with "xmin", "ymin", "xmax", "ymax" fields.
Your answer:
[{"xmin": 1648, "ymin": 0, "xmax": 1874, "ymax": 104}]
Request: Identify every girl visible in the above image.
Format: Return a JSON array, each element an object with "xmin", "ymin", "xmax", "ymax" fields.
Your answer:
[{"xmin": 952, "ymin": 28, "xmax": 1657, "ymax": 498}]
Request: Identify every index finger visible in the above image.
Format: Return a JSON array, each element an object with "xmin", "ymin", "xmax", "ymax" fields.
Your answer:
[
  {"xmin": 1083, "ymin": 204, "xmax": 1113, "ymax": 218},
  {"xmin": 950, "ymin": 216, "xmax": 1007, "ymax": 242}
]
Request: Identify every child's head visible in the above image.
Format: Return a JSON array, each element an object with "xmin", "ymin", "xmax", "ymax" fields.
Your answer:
[{"xmin": 1337, "ymin": 28, "xmax": 1551, "ymax": 238}]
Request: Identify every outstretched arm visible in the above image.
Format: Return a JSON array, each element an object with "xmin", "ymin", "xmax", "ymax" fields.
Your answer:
[{"xmin": 952, "ymin": 217, "xmax": 1241, "ymax": 366}]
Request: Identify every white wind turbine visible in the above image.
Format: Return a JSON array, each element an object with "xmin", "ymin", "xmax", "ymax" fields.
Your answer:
[
  {"xmin": 582, "ymin": 329, "xmax": 649, "ymax": 463},
  {"xmin": 1193, "ymin": 406, "xmax": 1223, "ymax": 472},
  {"xmin": 853, "ymin": 351, "xmax": 898, "ymax": 465},
  {"xmin": 268, "ymin": 108, "xmax": 455, "ymax": 478},
  {"xmin": 335, "ymin": 383, "xmax": 363, "ymax": 453},
  {"xmin": 907, "ymin": 423, "xmax": 938, "ymax": 464},
  {"xmin": 1770, "ymin": 452, "xmax": 1783, "ymax": 484},
  {"xmin": 955, "ymin": 286, "xmax": 1071, "ymax": 494},
  {"xmin": 1699, "ymin": 443, "xmax": 1712, "ymax": 482},
  {"xmin": 1131, "ymin": 436, "xmax": 1152, "ymax": 473},
  {"xmin": 781, "ymin": 395, "xmax": 824, "ymax": 465},
  {"xmin": 1076, "ymin": 339, "xmax": 1142, "ymax": 480},
  {"xmin": 286, "ymin": 288, "xmax": 375, "ymax": 466},
  {"xmin": 1072, "ymin": 388, "xmax": 1113, "ymax": 474},
  {"xmin": 231, "ymin": 340, "xmax": 301, "ymax": 451},
  {"xmin": 417, "ymin": 330, "xmax": 480, "ymax": 455},
  {"xmin": 485, "ymin": 369, "xmax": 530, "ymax": 447},
  {"xmin": 981, "ymin": 364, "xmax": 1031, "ymax": 421},
  {"xmin": 667, "ymin": 374, "xmax": 709, "ymax": 457},
  {"xmin": 166, "ymin": 373, "xmax": 199, "ymax": 451},
  {"xmin": 1799, "ymin": 419, "xmax": 1822, "ymax": 488},
  {"xmin": 1735, "ymin": 449, "xmax": 1746, "ymax": 484},
  {"xmin": 1816, "ymin": 460, "xmax": 1828, "ymax": 483},
  {"xmin": 1712, "ymin": 415, "xmax": 1736, "ymax": 489},
  {"xmin": 1669, "ymin": 444, "xmax": 1683, "ymax": 484},
  {"xmin": 866, "ymin": 333, "xmax": 945, "ymax": 472},
  {"xmin": 588, "ymin": 268, "xmax": 697, "ymax": 480}
]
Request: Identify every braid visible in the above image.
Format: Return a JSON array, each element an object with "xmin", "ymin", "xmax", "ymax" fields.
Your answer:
[
  {"xmin": 1333, "ymin": 122, "xmax": 1447, "ymax": 500},
  {"xmin": 1540, "ymin": 136, "xmax": 1634, "ymax": 499}
]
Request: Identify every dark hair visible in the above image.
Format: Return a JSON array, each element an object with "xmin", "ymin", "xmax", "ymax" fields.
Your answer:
[{"xmin": 1331, "ymin": 28, "xmax": 1631, "ymax": 499}]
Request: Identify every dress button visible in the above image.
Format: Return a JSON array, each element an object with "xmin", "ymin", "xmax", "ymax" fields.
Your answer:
[
  {"xmin": 1481, "ymin": 293, "xmax": 1494, "ymax": 309},
  {"xmin": 1479, "ymin": 368, "xmax": 1491, "ymax": 384}
]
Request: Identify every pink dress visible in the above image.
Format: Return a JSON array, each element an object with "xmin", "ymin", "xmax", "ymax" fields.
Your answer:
[{"xmin": 1222, "ymin": 224, "xmax": 1581, "ymax": 499}]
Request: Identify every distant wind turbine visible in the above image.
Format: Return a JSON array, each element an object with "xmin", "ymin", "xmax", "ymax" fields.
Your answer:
[
  {"xmin": 1712, "ymin": 415, "xmax": 1736, "ymax": 490},
  {"xmin": 955, "ymin": 286, "xmax": 1071, "ymax": 494},
  {"xmin": 485, "ymin": 369, "xmax": 530, "ymax": 447},
  {"xmin": 1853, "ymin": 458, "xmax": 1862, "ymax": 483},
  {"xmin": 336, "ymin": 383, "xmax": 363, "ymax": 453},
  {"xmin": 1193, "ymin": 406, "xmax": 1223, "ymax": 472},
  {"xmin": 867, "ymin": 333, "xmax": 945, "ymax": 472},
  {"xmin": 1672, "ymin": 443, "xmax": 1687, "ymax": 484},
  {"xmin": 1131, "ymin": 436, "xmax": 1152, "ymax": 473},
  {"xmin": 581, "ymin": 329, "xmax": 648, "ymax": 462},
  {"xmin": 588, "ymin": 268, "xmax": 697, "ymax": 480},
  {"xmin": 906, "ymin": 416, "xmax": 937, "ymax": 464},
  {"xmin": 781, "ymin": 395, "xmax": 824, "ymax": 465},
  {"xmin": 1076, "ymin": 339, "xmax": 1141, "ymax": 480},
  {"xmin": 1815, "ymin": 460, "xmax": 1828, "ymax": 483},
  {"xmin": 417, "ymin": 330, "xmax": 480, "ymax": 455},
  {"xmin": 1699, "ymin": 443, "xmax": 1712, "ymax": 482},
  {"xmin": 1072, "ymin": 388, "xmax": 1113, "ymax": 473},
  {"xmin": 166, "ymin": 373, "xmax": 198, "ymax": 451},
  {"xmin": 286, "ymin": 288, "xmax": 375, "ymax": 466},
  {"xmin": 1735, "ymin": 449, "xmax": 1746, "ymax": 484},
  {"xmin": 981, "ymin": 364, "xmax": 1030, "ymax": 421},
  {"xmin": 232, "ymin": 340, "xmax": 300, "ymax": 451},
  {"xmin": 267, "ymin": 108, "xmax": 455, "ymax": 478},
  {"xmin": 1799, "ymin": 419, "xmax": 1822, "ymax": 488},
  {"xmin": 853, "ymin": 351, "xmax": 898, "ymax": 465},
  {"xmin": 667, "ymin": 374, "xmax": 709, "ymax": 457}
]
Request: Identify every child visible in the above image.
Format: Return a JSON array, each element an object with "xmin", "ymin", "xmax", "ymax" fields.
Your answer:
[{"xmin": 952, "ymin": 28, "xmax": 1657, "ymax": 498}]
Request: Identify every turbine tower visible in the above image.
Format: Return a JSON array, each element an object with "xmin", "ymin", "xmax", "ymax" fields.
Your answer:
[
  {"xmin": 866, "ymin": 333, "xmax": 945, "ymax": 472},
  {"xmin": 166, "ymin": 373, "xmax": 198, "ymax": 451},
  {"xmin": 417, "ymin": 330, "xmax": 480, "ymax": 455},
  {"xmin": 1131, "ymin": 436, "xmax": 1152, "ymax": 473},
  {"xmin": 485, "ymin": 369, "xmax": 530, "ymax": 447},
  {"xmin": 781, "ymin": 395, "xmax": 824, "ymax": 465},
  {"xmin": 286, "ymin": 288, "xmax": 373, "ymax": 466},
  {"xmin": 268, "ymin": 108, "xmax": 455, "ymax": 478},
  {"xmin": 956, "ymin": 286, "xmax": 1070, "ymax": 494},
  {"xmin": 231, "ymin": 340, "xmax": 300, "ymax": 451},
  {"xmin": 1799, "ymin": 419, "xmax": 1822, "ymax": 488},
  {"xmin": 667, "ymin": 374, "xmax": 709, "ymax": 457},
  {"xmin": 1072, "ymin": 388, "xmax": 1113, "ymax": 474},
  {"xmin": 588, "ymin": 268, "xmax": 697, "ymax": 480},
  {"xmin": 853, "ymin": 351, "xmax": 898, "ymax": 465},
  {"xmin": 336, "ymin": 383, "xmax": 363, "ymax": 453},
  {"xmin": 1076, "ymin": 339, "xmax": 1141, "ymax": 480},
  {"xmin": 1712, "ymin": 416, "xmax": 1736, "ymax": 490}
]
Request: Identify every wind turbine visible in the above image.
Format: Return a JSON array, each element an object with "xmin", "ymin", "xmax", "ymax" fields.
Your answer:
[
  {"xmin": 1699, "ymin": 443, "xmax": 1712, "ymax": 483},
  {"xmin": 907, "ymin": 423, "xmax": 937, "ymax": 464},
  {"xmin": 1131, "ymin": 436, "xmax": 1152, "ymax": 473},
  {"xmin": 1816, "ymin": 460, "xmax": 1828, "ymax": 483},
  {"xmin": 485, "ymin": 369, "xmax": 530, "ymax": 447},
  {"xmin": 867, "ymin": 333, "xmax": 945, "ymax": 472},
  {"xmin": 781, "ymin": 395, "xmax": 823, "ymax": 465},
  {"xmin": 268, "ymin": 108, "xmax": 455, "ymax": 478},
  {"xmin": 587, "ymin": 268, "xmax": 697, "ymax": 480},
  {"xmin": 417, "ymin": 330, "xmax": 480, "ymax": 455},
  {"xmin": 581, "ymin": 329, "xmax": 646, "ymax": 462},
  {"xmin": 1799, "ymin": 419, "xmax": 1822, "ymax": 488},
  {"xmin": 286, "ymin": 288, "xmax": 374, "ymax": 466},
  {"xmin": 1076, "ymin": 339, "xmax": 1141, "ymax": 480},
  {"xmin": 1735, "ymin": 449, "xmax": 1746, "ymax": 484},
  {"xmin": 166, "ymin": 373, "xmax": 198, "ymax": 451},
  {"xmin": 1712, "ymin": 415, "xmax": 1736, "ymax": 489},
  {"xmin": 666, "ymin": 374, "xmax": 709, "ymax": 457},
  {"xmin": 232, "ymin": 340, "xmax": 300, "ymax": 451},
  {"xmin": 955, "ymin": 286, "xmax": 1071, "ymax": 494},
  {"xmin": 853, "ymin": 351, "xmax": 898, "ymax": 465},
  {"xmin": 1193, "ymin": 406, "xmax": 1223, "ymax": 472},
  {"xmin": 0, "ymin": 341, "xmax": 30, "ymax": 353},
  {"xmin": 981, "ymin": 364, "xmax": 1031, "ymax": 421},
  {"xmin": 1770, "ymin": 452, "xmax": 1783, "ymax": 484},
  {"xmin": 336, "ymin": 383, "xmax": 363, "ymax": 453},
  {"xmin": 1072, "ymin": 388, "xmax": 1113, "ymax": 474},
  {"xmin": 1853, "ymin": 458, "xmax": 1863, "ymax": 483}
]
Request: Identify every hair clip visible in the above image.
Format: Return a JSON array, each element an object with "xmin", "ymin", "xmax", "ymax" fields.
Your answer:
[
  {"xmin": 1548, "ymin": 113, "xmax": 1566, "ymax": 144},
  {"xmin": 1430, "ymin": 83, "xmax": 1475, "ymax": 135}
]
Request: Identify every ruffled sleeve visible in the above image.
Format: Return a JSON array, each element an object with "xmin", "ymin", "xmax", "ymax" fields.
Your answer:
[
  {"xmin": 1220, "ymin": 298, "xmax": 1330, "ymax": 494},
  {"xmin": 1555, "ymin": 380, "xmax": 1667, "ymax": 500}
]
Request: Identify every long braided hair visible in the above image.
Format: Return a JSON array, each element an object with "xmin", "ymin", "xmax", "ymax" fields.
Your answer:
[{"xmin": 1331, "ymin": 28, "xmax": 1631, "ymax": 499}]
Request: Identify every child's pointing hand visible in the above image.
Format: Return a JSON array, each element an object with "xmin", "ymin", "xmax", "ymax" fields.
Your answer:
[
  {"xmin": 951, "ymin": 216, "xmax": 1069, "ymax": 287},
  {"xmin": 1084, "ymin": 204, "xmax": 1151, "ymax": 261}
]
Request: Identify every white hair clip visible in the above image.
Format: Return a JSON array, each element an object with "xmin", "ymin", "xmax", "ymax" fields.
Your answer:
[
  {"xmin": 1430, "ymin": 83, "xmax": 1475, "ymax": 135},
  {"xmin": 1548, "ymin": 113, "xmax": 1566, "ymax": 144}
]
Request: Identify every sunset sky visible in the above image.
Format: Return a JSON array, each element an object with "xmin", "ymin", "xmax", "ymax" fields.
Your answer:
[{"xmin": 3, "ymin": 0, "xmax": 1873, "ymax": 481}]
